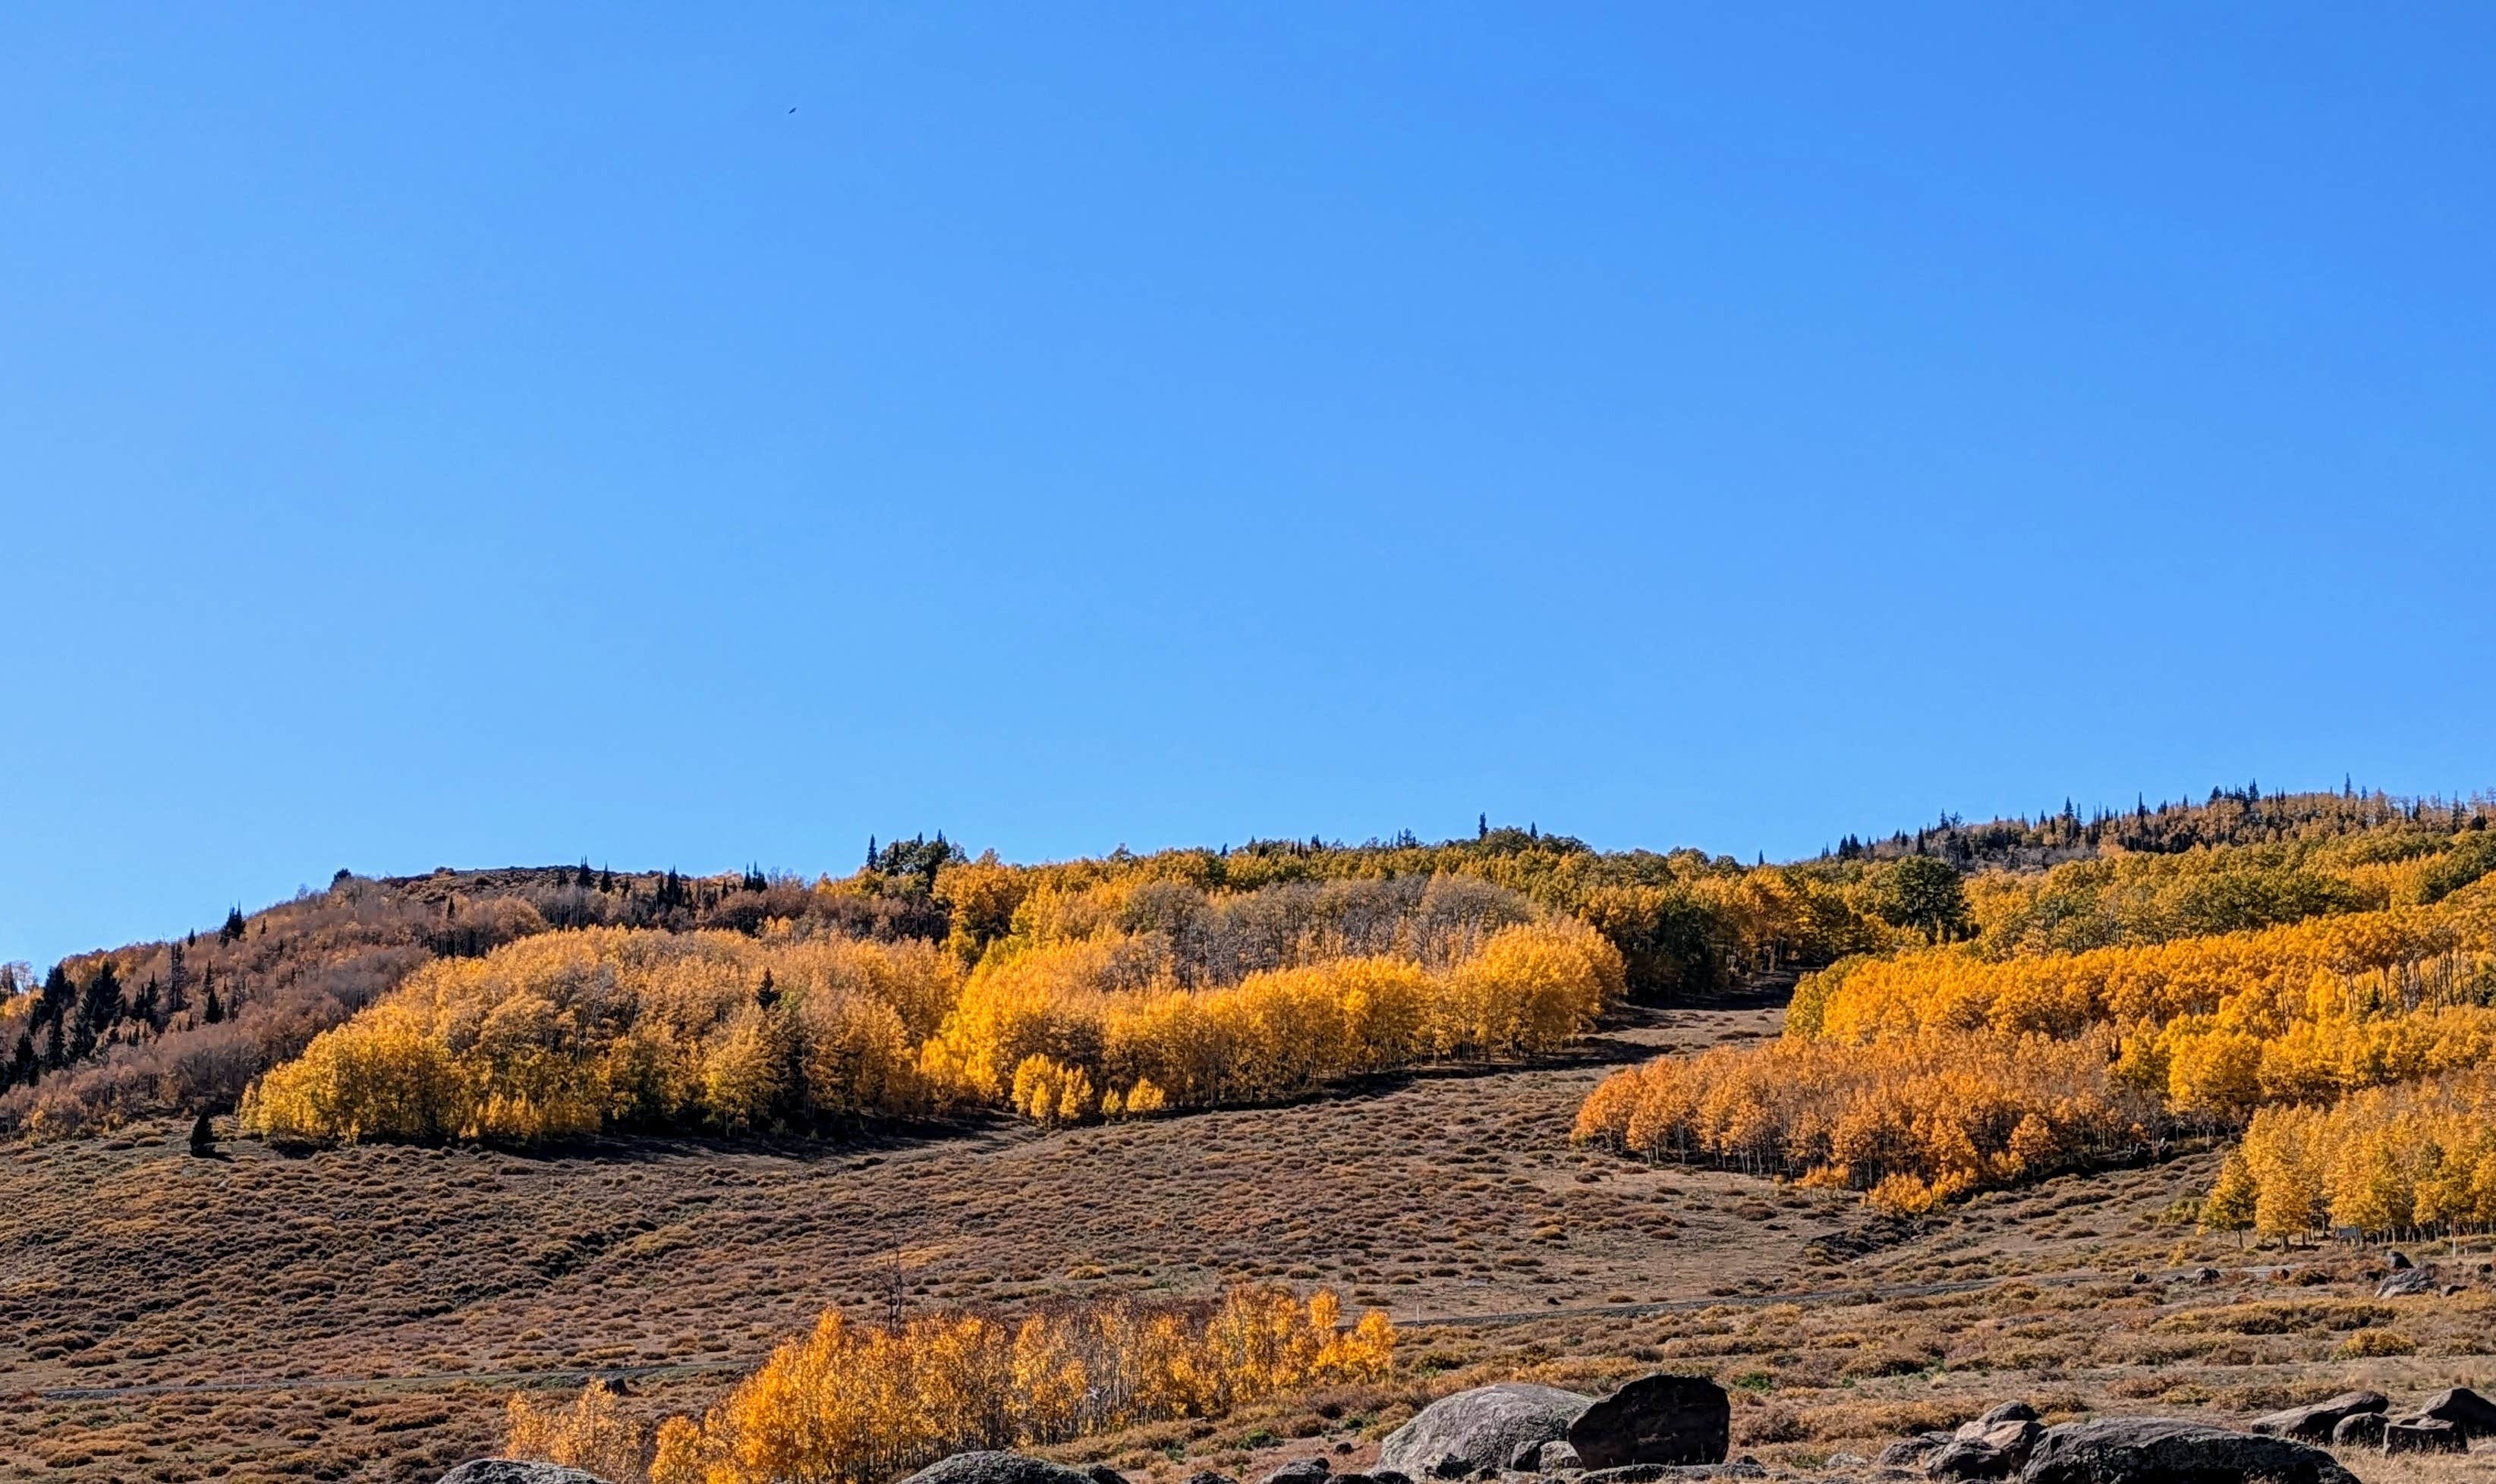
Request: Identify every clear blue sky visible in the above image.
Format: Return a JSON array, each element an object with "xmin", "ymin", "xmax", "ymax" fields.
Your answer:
[{"xmin": 5, "ymin": 5, "xmax": 2491, "ymax": 968}]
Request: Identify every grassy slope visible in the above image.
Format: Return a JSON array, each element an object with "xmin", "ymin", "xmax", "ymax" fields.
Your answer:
[{"xmin": 5, "ymin": 990, "xmax": 2496, "ymax": 1484}]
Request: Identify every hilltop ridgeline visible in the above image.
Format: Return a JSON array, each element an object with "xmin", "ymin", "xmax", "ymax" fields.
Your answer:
[{"xmin": 7, "ymin": 784, "xmax": 2488, "ymax": 1138}]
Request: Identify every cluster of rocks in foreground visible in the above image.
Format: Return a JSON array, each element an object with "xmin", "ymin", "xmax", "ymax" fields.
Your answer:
[
  {"xmin": 434, "ymin": 1373, "xmax": 2496, "ymax": 1484},
  {"xmin": 1882, "ymin": 1385, "xmax": 2496, "ymax": 1482}
]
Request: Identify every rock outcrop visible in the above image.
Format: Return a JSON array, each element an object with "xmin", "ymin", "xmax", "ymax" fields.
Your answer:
[
  {"xmin": 1879, "ymin": 1433, "xmax": 1953, "ymax": 1468},
  {"xmin": 1380, "ymin": 1375, "xmax": 1730, "ymax": 1479},
  {"xmin": 1379, "ymin": 1384, "xmax": 1596, "ymax": 1479},
  {"xmin": 2329, "ymin": 1413, "xmax": 2387, "ymax": 1449},
  {"xmin": 1567, "ymin": 1374, "xmax": 1731, "ymax": 1468},
  {"xmin": 1927, "ymin": 1420, "xmax": 2042, "ymax": 1479},
  {"xmin": 2416, "ymin": 1386, "xmax": 2496, "ymax": 1441},
  {"xmin": 2017, "ymin": 1418, "xmax": 2356, "ymax": 1484},
  {"xmin": 2378, "ymin": 1266, "xmax": 2438, "ymax": 1298},
  {"xmin": 437, "ymin": 1465, "xmax": 613, "ymax": 1484},
  {"xmin": 2383, "ymin": 1418, "xmax": 2465, "ymax": 1455},
  {"xmin": 2248, "ymin": 1391, "xmax": 2388, "ymax": 1443},
  {"xmin": 1512, "ymin": 1441, "xmax": 1581, "ymax": 1472},
  {"xmin": 901, "ymin": 1452, "xmax": 1101, "ymax": 1484}
]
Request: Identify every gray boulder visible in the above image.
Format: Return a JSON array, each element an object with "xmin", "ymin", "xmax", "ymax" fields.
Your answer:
[
  {"xmin": 1569, "ymin": 1375, "xmax": 1731, "ymax": 1468},
  {"xmin": 1928, "ymin": 1422, "xmax": 2042, "ymax": 1479},
  {"xmin": 2330, "ymin": 1413, "xmax": 2386, "ymax": 1449},
  {"xmin": 2378, "ymin": 1266, "xmax": 2438, "ymax": 1298},
  {"xmin": 1879, "ymin": 1434, "xmax": 1953, "ymax": 1468},
  {"xmin": 2416, "ymin": 1386, "xmax": 2496, "ymax": 1440},
  {"xmin": 438, "ymin": 1464, "xmax": 612, "ymax": 1484},
  {"xmin": 1264, "ymin": 1463, "xmax": 1332, "ymax": 1484},
  {"xmin": 2249, "ymin": 1391, "xmax": 2388, "ymax": 1443},
  {"xmin": 1381, "ymin": 1384, "xmax": 1597, "ymax": 1479},
  {"xmin": 902, "ymin": 1454, "xmax": 1100, "ymax": 1484},
  {"xmin": 1973, "ymin": 1403, "xmax": 2040, "ymax": 1429},
  {"xmin": 1512, "ymin": 1441, "xmax": 1583, "ymax": 1472},
  {"xmin": 2384, "ymin": 1418, "xmax": 2464, "ymax": 1455},
  {"xmin": 1576, "ymin": 1467, "xmax": 1764, "ymax": 1484},
  {"xmin": 2018, "ymin": 1419, "xmax": 2357, "ymax": 1484}
]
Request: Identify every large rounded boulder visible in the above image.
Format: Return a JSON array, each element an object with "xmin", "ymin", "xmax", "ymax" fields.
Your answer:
[
  {"xmin": 1568, "ymin": 1375, "xmax": 1731, "ymax": 1468},
  {"xmin": 902, "ymin": 1454, "xmax": 1101, "ymax": 1484},
  {"xmin": 2416, "ymin": 1386, "xmax": 2496, "ymax": 1441},
  {"xmin": 2248, "ymin": 1391, "xmax": 2388, "ymax": 1443},
  {"xmin": 437, "ymin": 1465, "xmax": 614, "ymax": 1484},
  {"xmin": 2019, "ymin": 1419, "xmax": 2356, "ymax": 1484},
  {"xmin": 1927, "ymin": 1421, "xmax": 2043, "ymax": 1479},
  {"xmin": 1379, "ymin": 1383, "xmax": 1595, "ymax": 1479}
]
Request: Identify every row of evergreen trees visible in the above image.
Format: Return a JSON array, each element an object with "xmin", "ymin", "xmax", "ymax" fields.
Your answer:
[
  {"xmin": 1828, "ymin": 784, "xmax": 2491, "ymax": 868},
  {"xmin": 4, "ymin": 941, "xmax": 228, "ymax": 1090}
]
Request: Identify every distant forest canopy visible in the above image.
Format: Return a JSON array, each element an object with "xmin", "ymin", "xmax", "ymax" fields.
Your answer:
[{"xmin": 4, "ymin": 780, "xmax": 2489, "ymax": 1139}]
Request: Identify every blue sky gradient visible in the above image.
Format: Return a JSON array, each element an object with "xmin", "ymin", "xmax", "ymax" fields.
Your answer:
[{"xmin": 5, "ymin": 5, "xmax": 2492, "ymax": 967}]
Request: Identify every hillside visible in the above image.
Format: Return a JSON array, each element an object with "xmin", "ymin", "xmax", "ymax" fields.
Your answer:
[
  {"xmin": 12, "ymin": 787, "xmax": 2479, "ymax": 1139},
  {"xmin": 10, "ymin": 787, "xmax": 2496, "ymax": 1483},
  {"xmin": 8, "ymin": 992, "xmax": 2495, "ymax": 1483}
]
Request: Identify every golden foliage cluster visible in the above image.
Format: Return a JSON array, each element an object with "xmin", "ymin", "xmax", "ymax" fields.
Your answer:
[
  {"xmin": 1956, "ymin": 827, "xmax": 2493, "ymax": 959},
  {"xmin": 2201, "ymin": 1069, "xmax": 2496, "ymax": 1242},
  {"xmin": 1586, "ymin": 850, "xmax": 2496, "ymax": 1215},
  {"xmin": 509, "ymin": 1288, "xmax": 1395, "ymax": 1484},
  {"xmin": 506, "ymin": 1380, "xmax": 650, "ymax": 1484},
  {"xmin": 921, "ymin": 916, "xmax": 1623, "ymax": 1121},
  {"xmin": 239, "ymin": 928, "xmax": 955, "ymax": 1141},
  {"xmin": 1572, "ymin": 1027, "xmax": 2158, "ymax": 1211},
  {"xmin": 1788, "ymin": 900, "xmax": 2491, "ymax": 1043},
  {"xmin": 239, "ymin": 890, "xmax": 1623, "ymax": 1142},
  {"xmin": 935, "ymin": 836, "xmax": 1884, "ymax": 998}
]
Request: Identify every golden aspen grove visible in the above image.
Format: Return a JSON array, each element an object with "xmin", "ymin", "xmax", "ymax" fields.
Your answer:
[
  {"xmin": 503, "ymin": 1287, "xmax": 1396, "ymax": 1484},
  {"xmin": 1577, "ymin": 788, "xmax": 2496, "ymax": 1227},
  {"xmin": 234, "ymin": 879, "xmax": 1624, "ymax": 1141},
  {"xmin": 18, "ymin": 789, "xmax": 2496, "ymax": 1484}
]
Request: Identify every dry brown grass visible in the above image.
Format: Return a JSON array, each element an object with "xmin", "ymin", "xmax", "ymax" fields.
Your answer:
[{"xmin": 7, "ymin": 994, "xmax": 2496, "ymax": 1483}]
